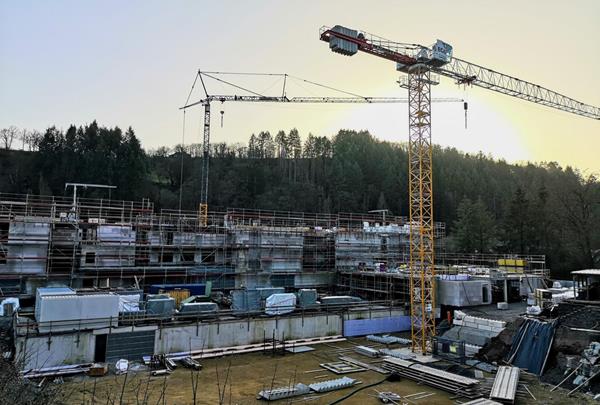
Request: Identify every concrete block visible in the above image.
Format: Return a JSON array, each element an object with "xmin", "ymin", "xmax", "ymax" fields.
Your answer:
[
  {"xmin": 465, "ymin": 321, "xmax": 478, "ymax": 328},
  {"xmin": 497, "ymin": 302, "xmax": 509, "ymax": 310},
  {"xmin": 478, "ymin": 325, "xmax": 493, "ymax": 332},
  {"xmin": 453, "ymin": 319, "xmax": 463, "ymax": 326}
]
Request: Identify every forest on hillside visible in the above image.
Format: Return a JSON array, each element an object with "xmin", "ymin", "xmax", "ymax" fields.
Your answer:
[{"xmin": 0, "ymin": 122, "xmax": 599, "ymax": 277}]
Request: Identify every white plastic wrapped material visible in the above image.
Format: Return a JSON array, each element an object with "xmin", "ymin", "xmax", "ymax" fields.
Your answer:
[
  {"xmin": 0, "ymin": 297, "xmax": 20, "ymax": 316},
  {"xmin": 115, "ymin": 359, "xmax": 129, "ymax": 374},
  {"xmin": 265, "ymin": 293, "xmax": 296, "ymax": 315},
  {"xmin": 526, "ymin": 305, "xmax": 542, "ymax": 315},
  {"xmin": 118, "ymin": 294, "xmax": 141, "ymax": 312}
]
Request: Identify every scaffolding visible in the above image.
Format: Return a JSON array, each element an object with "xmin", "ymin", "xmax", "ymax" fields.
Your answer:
[
  {"xmin": 0, "ymin": 193, "xmax": 448, "ymax": 296},
  {"xmin": 0, "ymin": 192, "xmax": 544, "ymax": 302}
]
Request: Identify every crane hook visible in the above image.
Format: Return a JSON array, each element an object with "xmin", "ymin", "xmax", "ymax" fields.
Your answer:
[
  {"xmin": 463, "ymin": 101, "xmax": 468, "ymax": 129},
  {"xmin": 220, "ymin": 110, "xmax": 224, "ymax": 128}
]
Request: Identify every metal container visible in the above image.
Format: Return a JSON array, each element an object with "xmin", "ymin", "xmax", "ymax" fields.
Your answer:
[
  {"xmin": 36, "ymin": 293, "xmax": 119, "ymax": 333},
  {"xmin": 146, "ymin": 297, "xmax": 176, "ymax": 317},
  {"xmin": 179, "ymin": 302, "xmax": 218, "ymax": 314}
]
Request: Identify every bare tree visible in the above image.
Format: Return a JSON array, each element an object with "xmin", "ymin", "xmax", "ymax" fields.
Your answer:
[{"xmin": 0, "ymin": 126, "xmax": 18, "ymax": 149}]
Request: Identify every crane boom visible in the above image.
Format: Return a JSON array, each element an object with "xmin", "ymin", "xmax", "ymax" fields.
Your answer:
[
  {"xmin": 183, "ymin": 80, "xmax": 462, "ymax": 227},
  {"xmin": 181, "ymin": 95, "xmax": 461, "ymax": 110},
  {"xmin": 319, "ymin": 24, "xmax": 600, "ymax": 355},
  {"xmin": 433, "ymin": 58, "xmax": 600, "ymax": 120},
  {"xmin": 320, "ymin": 25, "xmax": 600, "ymax": 120}
]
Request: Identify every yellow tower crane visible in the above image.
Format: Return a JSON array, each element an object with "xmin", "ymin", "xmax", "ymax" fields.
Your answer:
[{"xmin": 319, "ymin": 24, "xmax": 600, "ymax": 354}]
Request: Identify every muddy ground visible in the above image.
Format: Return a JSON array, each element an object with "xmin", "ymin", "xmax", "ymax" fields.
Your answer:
[{"xmin": 62, "ymin": 337, "xmax": 595, "ymax": 405}]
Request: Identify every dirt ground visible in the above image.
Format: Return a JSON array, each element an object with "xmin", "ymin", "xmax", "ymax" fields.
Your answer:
[{"xmin": 63, "ymin": 337, "xmax": 596, "ymax": 405}]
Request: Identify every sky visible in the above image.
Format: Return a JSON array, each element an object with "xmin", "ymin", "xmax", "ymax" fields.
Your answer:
[{"xmin": 1, "ymin": 0, "xmax": 599, "ymax": 171}]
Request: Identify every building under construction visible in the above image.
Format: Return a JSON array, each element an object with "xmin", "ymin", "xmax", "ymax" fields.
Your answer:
[
  {"xmin": 0, "ymin": 192, "xmax": 550, "ymax": 304},
  {"xmin": 0, "ymin": 192, "xmax": 548, "ymax": 371},
  {"xmin": 0, "ymin": 192, "xmax": 447, "ymax": 296}
]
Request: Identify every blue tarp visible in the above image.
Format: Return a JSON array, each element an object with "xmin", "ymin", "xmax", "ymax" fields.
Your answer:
[
  {"xmin": 505, "ymin": 318, "xmax": 555, "ymax": 375},
  {"xmin": 149, "ymin": 284, "xmax": 206, "ymax": 295},
  {"xmin": 343, "ymin": 316, "xmax": 411, "ymax": 337}
]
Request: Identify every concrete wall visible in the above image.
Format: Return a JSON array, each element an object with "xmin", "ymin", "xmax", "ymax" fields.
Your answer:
[
  {"xmin": 437, "ymin": 279, "xmax": 492, "ymax": 307},
  {"xmin": 16, "ymin": 308, "xmax": 404, "ymax": 369},
  {"xmin": 15, "ymin": 332, "xmax": 96, "ymax": 370},
  {"xmin": 154, "ymin": 308, "xmax": 404, "ymax": 354}
]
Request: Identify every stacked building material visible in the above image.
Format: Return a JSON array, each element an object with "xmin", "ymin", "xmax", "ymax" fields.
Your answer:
[
  {"xmin": 443, "ymin": 311, "xmax": 506, "ymax": 349},
  {"xmin": 257, "ymin": 383, "xmax": 311, "ymax": 401},
  {"xmin": 490, "ymin": 366, "xmax": 520, "ymax": 404},
  {"xmin": 461, "ymin": 399, "xmax": 503, "ymax": 405},
  {"xmin": 296, "ymin": 289, "xmax": 318, "ymax": 308},
  {"xmin": 265, "ymin": 293, "xmax": 296, "ymax": 315},
  {"xmin": 381, "ymin": 357, "xmax": 481, "ymax": 399},
  {"xmin": 354, "ymin": 345, "xmax": 380, "ymax": 358},
  {"xmin": 379, "ymin": 348, "xmax": 415, "ymax": 360},
  {"xmin": 320, "ymin": 296, "xmax": 362, "ymax": 306},
  {"xmin": 453, "ymin": 311, "xmax": 506, "ymax": 334},
  {"xmin": 146, "ymin": 295, "xmax": 176, "ymax": 317},
  {"xmin": 179, "ymin": 302, "xmax": 218, "ymax": 314},
  {"xmin": 308, "ymin": 376, "xmax": 357, "ymax": 393},
  {"xmin": 366, "ymin": 334, "xmax": 411, "ymax": 345}
]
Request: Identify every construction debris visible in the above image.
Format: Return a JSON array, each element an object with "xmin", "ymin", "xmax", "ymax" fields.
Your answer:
[
  {"xmin": 115, "ymin": 359, "xmax": 129, "ymax": 375},
  {"xmin": 87, "ymin": 363, "xmax": 108, "ymax": 377},
  {"xmin": 573, "ymin": 341, "xmax": 600, "ymax": 386},
  {"xmin": 21, "ymin": 363, "xmax": 93, "ymax": 379},
  {"xmin": 151, "ymin": 369, "xmax": 172, "ymax": 377},
  {"xmin": 490, "ymin": 366, "xmax": 520, "ymax": 404},
  {"xmin": 180, "ymin": 357, "xmax": 202, "ymax": 370},
  {"xmin": 377, "ymin": 391, "xmax": 401, "ymax": 403}
]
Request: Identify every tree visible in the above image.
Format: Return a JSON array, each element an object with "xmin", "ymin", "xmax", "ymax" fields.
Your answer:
[
  {"xmin": 274, "ymin": 130, "xmax": 287, "ymax": 158},
  {"xmin": 453, "ymin": 197, "xmax": 498, "ymax": 253},
  {"xmin": 558, "ymin": 172, "xmax": 600, "ymax": 269},
  {"xmin": 303, "ymin": 134, "xmax": 317, "ymax": 158},
  {"xmin": 287, "ymin": 128, "xmax": 302, "ymax": 159},
  {"xmin": 0, "ymin": 126, "xmax": 18, "ymax": 149},
  {"xmin": 503, "ymin": 187, "xmax": 533, "ymax": 254},
  {"xmin": 248, "ymin": 134, "xmax": 259, "ymax": 158}
]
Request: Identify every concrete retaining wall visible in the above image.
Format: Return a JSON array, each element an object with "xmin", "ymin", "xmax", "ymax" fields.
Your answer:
[
  {"xmin": 16, "ymin": 332, "xmax": 96, "ymax": 370},
  {"xmin": 16, "ymin": 308, "xmax": 404, "ymax": 369},
  {"xmin": 155, "ymin": 308, "xmax": 404, "ymax": 354}
]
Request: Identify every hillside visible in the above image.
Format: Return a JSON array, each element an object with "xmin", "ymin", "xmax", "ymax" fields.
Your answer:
[{"xmin": 1, "ymin": 123, "xmax": 598, "ymax": 277}]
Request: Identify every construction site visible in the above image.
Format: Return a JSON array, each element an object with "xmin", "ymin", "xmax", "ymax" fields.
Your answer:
[{"xmin": 1, "ymin": 14, "xmax": 600, "ymax": 405}]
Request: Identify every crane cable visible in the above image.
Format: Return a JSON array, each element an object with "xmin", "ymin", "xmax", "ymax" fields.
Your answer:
[
  {"xmin": 178, "ymin": 110, "xmax": 186, "ymax": 213},
  {"xmin": 178, "ymin": 73, "xmax": 199, "ymax": 212}
]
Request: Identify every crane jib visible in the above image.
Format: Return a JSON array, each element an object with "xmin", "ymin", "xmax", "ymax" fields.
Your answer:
[{"xmin": 320, "ymin": 29, "xmax": 417, "ymax": 66}]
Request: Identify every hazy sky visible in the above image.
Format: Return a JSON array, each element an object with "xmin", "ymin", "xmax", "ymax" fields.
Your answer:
[{"xmin": 1, "ymin": 1, "xmax": 599, "ymax": 171}]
